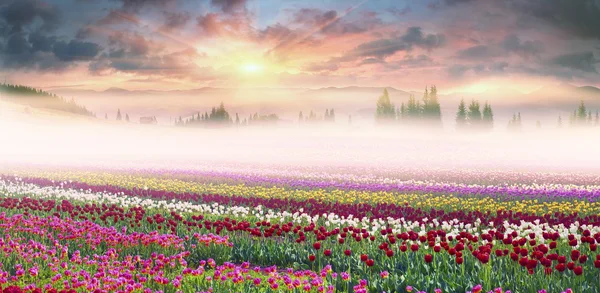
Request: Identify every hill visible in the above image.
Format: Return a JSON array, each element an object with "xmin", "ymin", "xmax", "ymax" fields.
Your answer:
[{"xmin": 0, "ymin": 84, "xmax": 95, "ymax": 117}]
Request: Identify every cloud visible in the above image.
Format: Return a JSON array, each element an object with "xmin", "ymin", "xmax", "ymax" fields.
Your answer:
[
  {"xmin": 447, "ymin": 61, "xmax": 510, "ymax": 78},
  {"xmin": 550, "ymin": 51, "xmax": 598, "ymax": 73},
  {"xmin": 456, "ymin": 45, "xmax": 501, "ymax": 60},
  {"xmin": 161, "ymin": 11, "xmax": 191, "ymax": 31},
  {"xmin": 0, "ymin": 0, "xmax": 60, "ymax": 34},
  {"xmin": 387, "ymin": 6, "xmax": 411, "ymax": 17},
  {"xmin": 456, "ymin": 35, "xmax": 543, "ymax": 61},
  {"xmin": 117, "ymin": 0, "xmax": 176, "ymax": 13},
  {"xmin": 197, "ymin": 13, "xmax": 250, "ymax": 37},
  {"xmin": 211, "ymin": 0, "xmax": 247, "ymax": 14},
  {"xmin": 428, "ymin": 0, "xmax": 478, "ymax": 9},
  {"xmin": 302, "ymin": 62, "xmax": 339, "ymax": 72},
  {"xmin": 291, "ymin": 8, "xmax": 382, "ymax": 37},
  {"xmin": 501, "ymin": 34, "xmax": 543, "ymax": 58},
  {"xmin": 339, "ymin": 27, "xmax": 445, "ymax": 61},
  {"xmin": 511, "ymin": 0, "xmax": 600, "ymax": 39},
  {"xmin": 52, "ymin": 40, "xmax": 101, "ymax": 62}
]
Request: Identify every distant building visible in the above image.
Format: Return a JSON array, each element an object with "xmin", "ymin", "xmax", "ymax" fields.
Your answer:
[{"xmin": 140, "ymin": 116, "xmax": 157, "ymax": 124}]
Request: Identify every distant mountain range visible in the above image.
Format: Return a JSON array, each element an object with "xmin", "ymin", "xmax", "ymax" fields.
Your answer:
[{"xmin": 48, "ymin": 83, "xmax": 600, "ymax": 127}]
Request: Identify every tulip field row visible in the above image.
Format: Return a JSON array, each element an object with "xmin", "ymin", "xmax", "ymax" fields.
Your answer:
[{"xmin": 0, "ymin": 169, "xmax": 598, "ymax": 293}]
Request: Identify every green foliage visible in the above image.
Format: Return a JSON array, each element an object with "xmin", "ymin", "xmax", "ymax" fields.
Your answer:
[
  {"xmin": 176, "ymin": 102, "xmax": 234, "ymax": 127},
  {"xmin": 375, "ymin": 88, "xmax": 396, "ymax": 123},
  {"xmin": 568, "ymin": 100, "xmax": 597, "ymax": 127},
  {"xmin": 0, "ymin": 83, "xmax": 95, "ymax": 117},
  {"xmin": 508, "ymin": 112, "xmax": 522, "ymax": 131},
  {"xmin": 456, "ymin": 99, "xmax": 467, "ymax": 130}
]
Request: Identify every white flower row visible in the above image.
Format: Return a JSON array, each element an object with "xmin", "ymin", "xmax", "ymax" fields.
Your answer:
[{"xmin": 0, "ymin": 179, "xmax": 597, "ymax": 245}]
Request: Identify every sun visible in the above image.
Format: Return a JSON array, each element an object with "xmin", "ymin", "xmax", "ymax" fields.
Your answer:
[{"xmin": 241, "ymin": 63, "xmax": 264, "ymax": 74}]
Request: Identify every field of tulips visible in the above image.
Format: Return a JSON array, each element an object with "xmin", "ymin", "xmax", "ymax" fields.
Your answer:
[{"xmin": 0, "ymin": 167, "xmax": 598, "ymax": 293}]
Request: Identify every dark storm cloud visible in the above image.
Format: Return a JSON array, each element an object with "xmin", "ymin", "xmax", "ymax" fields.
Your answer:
[
  {"xmin": 428, "ymin": 0, "xmax": 478, "ymax": 9},
  {"xmin": 116, "ymin": 0, "xmax": 176, "ymax": 12},
  {"xmin": 161, "ymin": 11, "xmax": 191, "ymax": 31},
  {"xmin": 456, "ymin": 45, "xmax": 500, "ymax": 60},
  {"xmin": 550, "ymin": 51, "xmax": 599, "ymax": 73},
  {"xmin": 343, "ymin": 27, "xmax": 445, "ymax": 60},
  {"xmin": 501, "ymin": 34, "xmax": 543, "ymax": 58},
  {"xmin": 211, "ymin": 0, "xmax": 247, "ymax": 13},
  {"xmin": 291, "ymin": 8, "xmax": 382, "ymax": 37},
  {"xmin": 456, "ymin": 35, "xmax": 543, "ymax": 61},
  {"xmin": 0, "ymin": 1, "xmax": 103, "ymax": 70},
  {"xmin": 511, "ymin": 0, "xmax": 600, "ymax": 39},
  {"xmin": 0, "ymin": 0, "xmax": 60, "ymax": 34},
  {"xmin": 52, "ymin": 40, "xmax": 101, "ymax": 61},
  {"xmin": 28, "ymin": 31, "xmax": 57, "ymax": 52}
]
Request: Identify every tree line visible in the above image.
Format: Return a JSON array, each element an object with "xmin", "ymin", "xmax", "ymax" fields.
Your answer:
[
  {"xmin": 175, "ymin": 102, "xmax": 280, "ymax": 127},
  {"xmin": 0, "ymin": 83, "xmax": 95, "ymax": 117},
  {"xmin": 375, "ymin": 86, "xmax": 442, "ymax": 126},
  {"xmin": 298, "ymin": 109, "xmax": 336, "ymax": 124}
]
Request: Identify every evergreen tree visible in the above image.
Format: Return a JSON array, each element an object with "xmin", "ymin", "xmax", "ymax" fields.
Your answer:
[
  {"xmin": 375, "ymin": 88, "xmax": 396, "ymax": 122},
  {"xmin": 588, "ymin": 111, "xmax": 592, "ymax": 124},
  {"xmin": 406, "ymin": 94, "xmax": 421, "ymax": 120},
  {"xmin": 536, "ymin": 120, "xmax": 541, "ymax": 129},
  {"xmin": 482, "ymin": 101, "xmax": 494, "ymax": 130},
  {"xmin": 299, "ymin": 111, "xmax": 303, "ymax": 123},
  {"xmin": 595, "ymin": 111, "xmax": 599, "ymax": 126},
  {"xmin": 557, "ymin": 115, "xmax": 562, "ymax": 128},
  {"xmin": 455, "ymin": 99, "xmax": 467, "ymax": 130},
  {"xmin": 235, "ymin": 113, "xmax": 240, "ymax": 125},
  {"xmin": 329, "ymin": 109, "xmax": 335, "ymax": 122},
  {"xmin": 105, "ymin": 113, "xmax": 108, "ymax": 120},
  {"xmin": 125, "ymin": 114, "xmax": 130, "ymax": 122},
  {"xmin": 399, "ymin": 103, "xmax": 406, "ymax": 121},
  {"xmin": 422, "ymin": 85, "xmax": 441, "ymax": 124},
  {"xmin": 577, "ymin": 100, "xmax": 587, "ymax": 124},
  {"xmin": 467, "ymin": 100, "xmax": 482, "ymax": 127},
  {"xmin": 421, "ymin": 87, "xmax": 429, "ymax": 116},
  {"xmin": 325, "ymin": 109, "xmax": 330, "ymax": 121},
  {"xmin": 348, "ymin": 115, "xmax": 352, "ymax": 125}
]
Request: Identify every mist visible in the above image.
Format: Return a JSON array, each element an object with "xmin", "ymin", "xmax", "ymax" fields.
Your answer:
[{"xmin": 2, "ymin": 98, "xmax": 599, "ymax": 176}]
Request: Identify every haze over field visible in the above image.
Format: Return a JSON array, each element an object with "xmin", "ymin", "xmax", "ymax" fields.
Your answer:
[{"xmin": 2, "ymin": 101, "xmax": 600, "ymax": 175}]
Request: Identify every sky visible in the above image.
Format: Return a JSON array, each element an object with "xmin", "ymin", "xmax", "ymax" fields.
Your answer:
[{"xmin": 0, "ymin": 0, "xmax": 599, "ymax": 93}]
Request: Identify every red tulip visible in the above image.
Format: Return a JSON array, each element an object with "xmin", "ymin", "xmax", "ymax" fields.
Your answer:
[{"xmin": 424, "ymin": 254, "xmax": 433, "ymax": 263}]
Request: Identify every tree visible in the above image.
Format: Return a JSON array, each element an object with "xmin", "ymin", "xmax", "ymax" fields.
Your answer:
[
  {"xmin": 299, "ymin": 111, "xmax": 303, "ymax": 123},
  {"xmin": 536, "ymin": 120, "xmax": 542, "ymax": 129},
  {"xmin": 116, "ymin": 109, "xmax": 122, "ymax": 121},
  {"xmin": 105, "ymin": 113, "xmax": 108, "ymax": 120},
  {"xmin": 125, "ymin": 114, "xmax": 130, "ymax": 122},
  {"xmin": 482, "ymin": 101, "xmax": 494, "ymax": 130},
  {"xmin": 235, "ymin": 113, "xmax": 240, "ymax": 125},
  {"xmin": 325, "ymin": 109, "xmax": 330, "ymax": 121},
  {"xmin": 577, "ymin": 100, "xmax": 587, "ymax": 124},
  {"xmin": 557, "ymin": 115, "xmax": 562, "ymax": 128},
  {"xmin": 406, "ymin": 94, "xmax": 421, "ymax": 120},
  {"xmin": 375, "ymin": 88, "xmax": 396, "ymax": 123},
  {"xmin": 399, "ymin": 103, "xmax": 406, "ymax": 121},
  {"xmin": 329, "ymin": 109, "xmax": 335, "ymax": 122},
  {"xmin": 467, "ymin": 100, "xmax": 482, "ymax": 127},
  {"xmin": 348, "ymin": 115, "xmax": 352, "ymax": 125},
  {"xmin": 422, "ymin": 85, "xmax": 441, "ymax": 125},
  {"xmin": 456, "ymin": 99, "xmax": 467, "ymax": 130},
  {"xmin": 596, "ymin": 111, "xmax": 599, "ymax": 126},
  {"xmin": 508, "ymin": 113, "xmax": 521, "ymax": 131}
]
